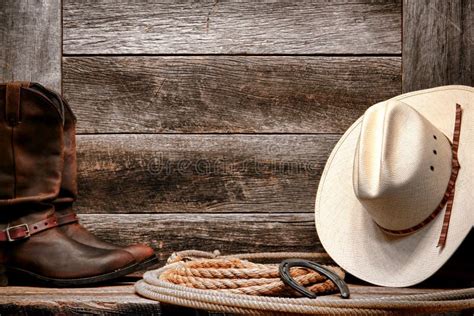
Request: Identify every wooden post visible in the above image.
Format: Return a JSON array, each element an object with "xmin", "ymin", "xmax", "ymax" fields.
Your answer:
[
  {"xmin": 403, "ymin": 0, "xmax": 473, "ymax": 92},
  {"xmin": 0, "ymin": 0, "xmax": 61, "ymax": 92}
]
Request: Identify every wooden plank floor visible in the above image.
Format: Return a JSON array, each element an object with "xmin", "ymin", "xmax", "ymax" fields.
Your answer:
[
  {"xmin": 0, "ymin": 283, "xmax": 161, "ymax": 315},
  {"xmin": 1, "ymin": 283, "xmax": 471, "ymax": 315}
]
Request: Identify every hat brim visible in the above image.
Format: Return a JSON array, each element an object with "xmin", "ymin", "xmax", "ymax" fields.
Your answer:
[{"xmin": 315, "ymin": 85, "xmax": 474, "ymax": 287}]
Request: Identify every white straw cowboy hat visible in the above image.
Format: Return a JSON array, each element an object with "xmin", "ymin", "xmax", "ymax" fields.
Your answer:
[{"xmin": 315, "ymin": 85, "xmax": 473, "ymax": 287}]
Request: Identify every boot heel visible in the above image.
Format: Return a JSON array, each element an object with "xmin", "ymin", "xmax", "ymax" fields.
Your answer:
[{"xmin": 0, "ymin": 264, "xmax": 8, "ymax": 286}]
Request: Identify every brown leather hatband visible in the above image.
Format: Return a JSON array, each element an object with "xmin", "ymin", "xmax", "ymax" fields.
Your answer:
[{"xmin": 378, "ymin": 104, "xmax": 462, "ymax": 248}]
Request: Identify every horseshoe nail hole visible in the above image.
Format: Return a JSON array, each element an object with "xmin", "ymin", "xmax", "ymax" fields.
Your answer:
[
  {"xmin": 33, "ymin": 226, "xmax": 37, "ymax": 229},
  {"xmin": 433, "ymin": 135, "xmax": 437, "ymax": 140},
  {"xmin": 433, "ymin": 150, "xmax": 437, "ymax": 155},
  {"xmin": 430, "ymin": 166, "xmax": 435, "ymax": 171},
  {"xmin": 45, "ymin": 223, "xmax": 48, "ymax": 226}
]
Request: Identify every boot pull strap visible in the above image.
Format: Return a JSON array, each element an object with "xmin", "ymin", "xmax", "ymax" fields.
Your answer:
[
  {"xmin": 5, "ymin": 81, "xmax": 30, "ymax": 126},
  {"xmin": 0, "ymin": 215, "xmax": 58, "ymax": 242}
]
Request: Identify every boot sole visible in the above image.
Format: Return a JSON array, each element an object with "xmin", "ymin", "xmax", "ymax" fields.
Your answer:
[
  {"xmin": 4, "ymin": 261, "xmax": 141, "ymax": 287},
  {"xmin": 137, "ymin": 254, "xmax": 159, "ymax": 271}
]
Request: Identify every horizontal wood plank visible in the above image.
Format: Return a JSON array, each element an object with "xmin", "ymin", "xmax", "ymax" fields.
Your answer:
[
  {"xmin": 0, "ymin": 283, "xmax": 461, "ymax": 297},
  {"xmin": 79, "ymin": 213, "xmax": 321, "ymax": 264},
  {"xmin": 402, "ymin": 0, "xmax": 473, "ymax": 92},
  {"xmin": 63, "ymin": 0, "xmax": 401, "ymax": 55},
  {"xmin": 0, "ymin": 285, "xmax": 160, "ymax": 315},
  {"xmin": 63, "ymin": 56, "xmax": 401, "ymax": 134},
  {"xmin": 75, "ymin": 134, "xmax": 338, "ymax": 214},
  {"xmin": 2, "ymin": 284, "xmax": 468, "ymax": 316},
  {"xmin": 0, "ymin": 0, "xmax": 61, "ymax": 91}
]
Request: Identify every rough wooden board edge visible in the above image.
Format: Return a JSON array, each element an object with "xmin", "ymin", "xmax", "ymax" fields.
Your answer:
[{"xmin": 0, "ymin": 0, "xmax": 61, "ymax": 91}]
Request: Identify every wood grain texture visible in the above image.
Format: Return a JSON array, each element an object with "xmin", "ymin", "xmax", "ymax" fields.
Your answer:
[
  {"xmin": 0, "ymin": 0, "xmax": 61, "ymax": 91},
  {"xmin": 0, "ymin": 283, "xmax": 463, "ymax": 297},
  {"xmin": 74, "ymin": 134, "xmax": 338, "ymax": 214},
  {"xmin": 63, "ymin": 56, "xmax": 401, "ymax": 134},
  {"xmin": 403, "ymin": 0, "xmax": 473, "ymax": 92},
  {"xmin": 78, "ymin": 213, "xmax": 321, "ymax": 264},
  {"xmin": 0, "ymin": 285, "xmax": 162, "ymax": 315},
  {"xmin": 0, "ymin": 284, "xmax": 469, "ymax": 315},
  {"xmin": 63, "ymin": 0, "xmax": 401, "ymax": 55}
]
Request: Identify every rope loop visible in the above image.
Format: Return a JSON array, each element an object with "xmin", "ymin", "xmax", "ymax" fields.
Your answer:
[
  {"xmin": 161, "ymin": 254, "xmax": 344, "ymax": 297},
  {"xmin": 135, "ymin": 250, "xmax": 474, "ymax": 315}
]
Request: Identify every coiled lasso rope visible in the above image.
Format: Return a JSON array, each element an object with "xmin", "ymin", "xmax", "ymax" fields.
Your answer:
[{"xmin": 135, "ymin": 250, "xmax": 474, "ymax": 315}]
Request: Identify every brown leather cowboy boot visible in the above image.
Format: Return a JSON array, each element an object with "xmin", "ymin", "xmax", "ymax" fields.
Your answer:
[
  {"xmin": 37, "ymin": 84, "xmax": 157, "ymax": 269},
  {"xmin": 0, "ymin": 82, "xmax": 139, "ymax": 286}
]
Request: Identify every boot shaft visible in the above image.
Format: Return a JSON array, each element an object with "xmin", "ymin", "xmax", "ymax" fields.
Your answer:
[
  {"xmin": 55, "ymin": 98, "xmax": 78, "ymax": 208},
  {"xmin": 0, "ymin": 82, "xmax": 65, "ymax": 208}
]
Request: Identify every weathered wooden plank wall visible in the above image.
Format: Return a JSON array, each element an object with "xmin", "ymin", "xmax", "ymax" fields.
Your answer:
[
  {"xmin": 3, "ymin": 0, "xmax": 471, "ymax": 267},
  {"xmin": 74, "ymin": 135, "xmax": 339, "ymax": 214},
  {"xmin": 403, "ymin": 0, "xmax": 473, "ymax": 92},
  {"xmin": 60, "ymin": 0, "xmax": 403, "ymax": 260},
  {"xmin": 63, "ymin": 57, "xmax": 401, "ymax": 134},
  {"xmin": 80, "ymin": 213, "xmax": 320, "ymax": 263},
  {"xmin": 1, "ymin": 0, "xmax": 473, "ymax": 315},
  {"xmin": 0, "ymin": 0, "xmax": 61, "ymax": 91},
  {"xmin": 62, "ymin": 0, "xmax": 401, "ymax": 54}
]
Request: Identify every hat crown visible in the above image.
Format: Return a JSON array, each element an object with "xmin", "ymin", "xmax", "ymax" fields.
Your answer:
[{"xmin": 353, "ymin": 100, "xmax": 453, "ymax": 231}]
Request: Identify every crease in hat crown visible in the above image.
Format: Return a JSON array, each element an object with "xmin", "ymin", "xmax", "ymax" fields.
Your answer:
[{"xmin": 352, "ymin": 100, "xmax": 453, "ymax": 231}]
